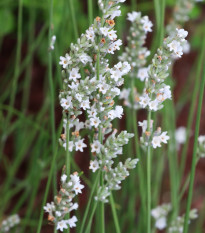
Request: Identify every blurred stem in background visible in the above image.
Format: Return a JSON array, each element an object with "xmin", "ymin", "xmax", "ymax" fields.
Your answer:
[
  {"xmin": 131, "ymin": 0, "xmax": 137, "ymax": 10},
  {"xmin": 183, "ymin": 34, "xmax": 205, "ymax": 233},
  {"xmin": 146, "ymin": 110, "xmax": 152, "ymax": 233},
  {"xmin": 88, "ymin": 0, "xmax": 93, "ymax": 25},
  {"xmin": 7, "ymin": 0, "xmax": 22, "ymax": 122},
  {"xmin": 65, "ymin": 118, "xmax": 71, "ymax": 233},
  {"xmin": 0, "ymin": 0, "xmax": 23, "ymax": 165},
  {"xmin": 179, "ymin": 30, "xmax": 205, "ymax": 180},
  {"xmin": 21, "ymin": 8, "xmax": 35, "ymax": 112},
  {"xmin": 69, "ymin": 0, "xmax": 78, "ymax": 40}
]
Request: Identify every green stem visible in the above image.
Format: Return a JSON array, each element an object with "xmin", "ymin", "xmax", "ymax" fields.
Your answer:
[
  {"xmin": 21, "ymin": 7, "xmax": 35, "ymax": 112},
  {"xmin": 131, "ymin": 0, "xmax": 137, "ymax": 10},
  {"xmin": 110, "ymin": 193, "xmax": 121, "ymax": 233},
  {"xmin": 7, "ymin": 0, "xmax": 22, "ymax": 122},
  {"xmin": 131, "ymin": 79, "xmax": 146, "ymax": 228},
  {"xmin": 65, "ymin": 116, "xmax": 70, "ymax": 233},
  {"xmin": 79, "ymin": 171, "xmax": 100, "ymax": 233},
  {"xmin": 36, "ymin": 146, "xmax": 59, "ymax": 233},
  {"xmin": 88, "ymin": 0, "xmax": 93, "ymax": 25},
  {"xmin": 179, "ymin": 35, "xmax": 205, "ymax": 179},
  {"xmin": 96, "ymin": 49, "xmax": 105, "ymax": 233},
  {"xmin": 66, "ymin": 118, "xmax": 70, "ymax": 175},
  {"xmin": 48, "ymin": 0, "xmax": 56, "ymax": 154},
  {"xmin": 183, "ymin": 59, "xmax": 205, "ymax": 233},
  {"xmin": 69, "ymin": 0, "xmax": 78, "ymax": 40},
  {"xmin": 147, "ymin": 110, "xmax": 152, "ymax": 233},
  {"xmin": 85, "ymin": 201, "xmax": 98, "ymax": 233}
]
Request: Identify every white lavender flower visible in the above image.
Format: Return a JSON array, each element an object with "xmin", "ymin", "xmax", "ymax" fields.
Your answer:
[
  {"xmin": 175, "ymin": 127, "xmax": 187, "ymax": 149},
  {"xmin": 50, "ymin": 35, "xmax": 56, "ymax": 50},
  {"xmin": 58, "ymin": 0, "xmax": 138, "ymax": 203},
  {"xmin": 168, "ymin": 209, "xmax": 198, "ymax": 233},
  {"xmin": 44, "ymin": 172, "xmax": 84, "ymax": 231},
  {"xmin": 119, "ymin": 12, "xmax": 152, "ymax": 109},
  {"xmin": 0, "ymin": 214, "xmax": 20, "ymax": 232},
  {"xmin": 151, "ymin": 203, "xmax": 171, "ymax": 230},
  {"xmin": 166, "ymin": 0, "xmax": 196, "ymax": 54},
  {"xmin": 197, "ymin": 135, "xmax": 205, "ymax": 158}
]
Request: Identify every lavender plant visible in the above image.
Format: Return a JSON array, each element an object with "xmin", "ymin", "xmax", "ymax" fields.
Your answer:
[
  {"xmin": 119, "ymin": 12, "xmax": 152, "ymax": 109},
  {"xmin": 45, "ymin": 0, "xmax": 138, "ymax": 231}
]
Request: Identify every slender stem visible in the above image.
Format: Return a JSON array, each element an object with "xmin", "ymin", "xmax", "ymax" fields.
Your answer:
[
  {"xmin": 160, "ymin": 0, "xmax": 165, "ymax": 44},
  {"xmin": 131, "ymin": 0, "xmax": 137, "ymax": 10},
  {"xmin": 179, "ymin": 35, "xmax": 205, "ymax": 179},
  {"xmin": 85, "ymin": 201, "xmax": 98, "ymax": 233},
  {"xmin": 79, "ymin": 171, "xmax": 100, "ymax": 233},
  {"xmin": 48, "ymin": 0, "xmax": 55, "ymax": 152},
  {"xmin": 110, "ymin": 193, "xmax": 121, "ymax": 233},
  {"xmin": 183, "ymin": 58, "xmax": 205, "ymax": 233},
  {"xmin": 21, "ymin": 8, "xmax": 35, "ymax": 112},
  {"xmin": 147, "ymin": 110, "xmax": 152, "ymax": 233},
  {"xmin": 65, "ymin": 116, "xmax": 71, "ymax": 233},
  {"xmin": 36, "ymin": 146, "xmax": 59, "ymax": 233},
  {"xmin": 69, "ymin": 0, "xmax": 78, "ymax": 40},
  {"xmin": 88, "ymin": 0, "xmax": 93, "ymax": 25},
  {"xmin": 131, "ymin": 79, "xmax": 146, "ymax": 227},
  {"xmin": 66, "ymin": 118, "xmax": 70, "ymax": 175},
  {"xmin": 97, "ymin": 49, "xmax": 105, "ymax": 233},
  {"xmin": 7, "ymin": 0, "xmax": 23, "ymax": 121}
]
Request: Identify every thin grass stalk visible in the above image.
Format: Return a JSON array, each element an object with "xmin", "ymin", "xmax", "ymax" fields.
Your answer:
[
  {"xmin": 47, "ymin": 0, "xmax": 57, "ymax": 206},
  {"xmin": 159, "ymin": 0, "xmax": 165, "ymax": 44},
  {"xmin": 65, "ymin": 117, "xmax": 71, "ymax": 233},
  {"xmin": 21, "ymin": 8, "xmax": 35, "ymax": 112},
  {"xmin": 149, "ymin": 0, "xmax": 165, "ymax": 60},
  {"xmin": 7, "ymin": 0, "xmax": 22, "ymax": 122},
  {"xmin": 152, "ymin": 148, "xmax": 164, "ymax": 206},
  {"xmin": 179, "ymin": 36, "xmax": 205, "ymax": 179},
  {"xmin": 69, "ymin": 0, "xmax": 78, "ymax": 40},
  {"xmin": 164, "ymin": 102, "xmax": 179, "ymax": 219},
  {"xmin": 147, "ymin": 110, "xmax": 152, "ymax": 233},
  {"xmin": 110, "ymin": 193, "xmax": 121, "ymax": 233},
  {"xmin": 85, "ymin": 201, "xmax": 98, "ymax": 233},
  {"xmin": 66, "ymin": 118, "xmax": 71, "ymax": 175},
  {"xmin": 97, "ymin": 49, "xmax": 105, "ymax": 233},
  {"xmin": 183, "ymin": 56, "xmax": 205, "ymax": 233},
  {"xmin": 88, "ymin": 0, "xmax": 93, "ymax": 25},
  {"xmin": 36, "ymin": 146, "xmax": 59, "ymax": 233},
  {"xmin": 195, "ymin": 199, "xmax": 205, "ymax": 233},
  {"xmin": 131, "ymin": 78, "xmax": 146, "ymax": 228},
  {"xmin": 36, "ymin": 120, "xmax": 63, "ymax": 233},
  {"xmin": 131, "ymin": 0, "xmax": 137, "ymax": 10},
  {"xmin": 79, "ymin": 171, "xmax": 100, "ymax": 233}
]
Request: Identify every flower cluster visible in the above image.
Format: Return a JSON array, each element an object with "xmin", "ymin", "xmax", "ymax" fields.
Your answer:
[
  {"xmin": 197, "ymin": 135, "xmax": 205, "ymax": 158},
  {"xmin": 58, "ymin": 0, "xmax": 137, "ymax": 203},
  {"xmin": 166, "ymin": 0, "xmax": 194, "ymax": 34},
  {"xmin": 166, "ymin": 0, "xmax": 195, "ymax": 54},
  {"xmin": 44, "ymin": 172, "xmax": 84, "ymax": 232},
  {"xmin": 90, "ymin": 130, "xmax": 139, "ymax": 202},
  {"xmin": 139, "ymin": 28, "xmax": 188, "ymax": 112},
  {"xmin": 151, "ymin": 204, "xmax": 198, "ymax": 232},
  {"xmin": 138, "ymin": 120, "xmax": 170, "ymax": 149},
  {"xmin": 119, "ymin": 12, "xmax": 152, "ymax": 109},
  {"xmin": 151, "ymin": 203, "xmax": 171, "ymax": 230},
  {"xmin": 168, "ymin": 209, "xmax": 198, "ymax": 233},
  {"xmin": 0, "ymin": 214, "xmax": 20, "ymax": 232},
  {"xmin": 138, "ymin": 29, "xmax": 188, "ymax": 149}
]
